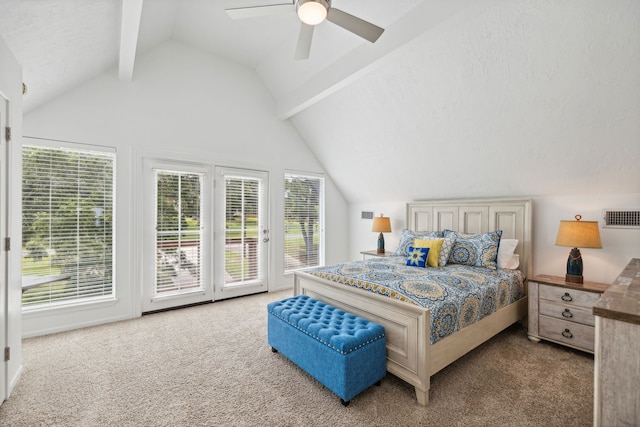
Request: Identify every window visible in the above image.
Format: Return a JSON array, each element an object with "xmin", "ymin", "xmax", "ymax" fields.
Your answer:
[
  {"xmin": 284, "ymin": 173, "xmax": 324, "ymax": 273},
  {"xmin": 21, "ymin": 144, "xmax": 115, "ymax": 308}
]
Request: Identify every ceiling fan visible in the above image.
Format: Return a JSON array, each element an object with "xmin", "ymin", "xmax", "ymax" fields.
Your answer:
[{"xmin": 225, "ymin": 0, "xmax": 385, "ymax": 60}]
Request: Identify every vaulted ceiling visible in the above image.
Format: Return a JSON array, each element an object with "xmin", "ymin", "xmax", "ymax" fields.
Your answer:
[
  {"xmin": 1, "ymin": 0, "xmax": 639, "ymax": 203},
  {"xmin": 0, "ymin": 0, "xmax": 433, "ymax": 115}
]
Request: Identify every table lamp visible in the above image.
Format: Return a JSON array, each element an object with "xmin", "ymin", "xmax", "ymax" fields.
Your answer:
[
  {"xmin": 555, "ymin": 214, "xmax": 602, "ymax": 284},
  {"xmin": 372, "ymin": 214, "xmax": 391, "ymax": 254}
]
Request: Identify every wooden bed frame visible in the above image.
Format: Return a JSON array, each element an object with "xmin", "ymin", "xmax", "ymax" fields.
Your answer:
[{"xmin": 294, "ymin": 198, "xmax": 532, "ymax": 406}]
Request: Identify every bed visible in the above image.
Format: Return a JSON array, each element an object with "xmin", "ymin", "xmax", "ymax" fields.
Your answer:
[{"xmin": 294, "ymin": 198, "xmax": 532, "ymax": 406}]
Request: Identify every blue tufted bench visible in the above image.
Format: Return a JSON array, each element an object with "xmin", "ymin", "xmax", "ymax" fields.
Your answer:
[{"xmin": 267, "ymin": 295, "xmax": 386, "ymax": 405}]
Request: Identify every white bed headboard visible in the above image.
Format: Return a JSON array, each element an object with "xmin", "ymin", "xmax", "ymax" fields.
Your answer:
[{"xmin": 406, "ymin": 198, "xmax": 533, "ymax": 278}]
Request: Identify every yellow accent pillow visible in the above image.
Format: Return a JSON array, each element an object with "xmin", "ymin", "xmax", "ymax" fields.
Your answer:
[{"xmin": 413, "ymin": 238, "xmax": 444, "ymax": 268}]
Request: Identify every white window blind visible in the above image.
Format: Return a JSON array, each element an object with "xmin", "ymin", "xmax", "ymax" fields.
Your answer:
[
  {"xmin": 224, "ymin": 175, "xmax": 261, "ymax": 284},
  {"xmin": 284, "ymin": 173, "xmax": 324, "ymax": 273},
  {"xmin": 21, "ymin": 145, "xmax": 115, "ymax": 308},
  {"xmin": 155, "ymin": 170, "xmax": 203, "ymax": 296}
]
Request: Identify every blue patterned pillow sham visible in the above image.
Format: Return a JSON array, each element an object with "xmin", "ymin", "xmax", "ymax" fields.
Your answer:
[
  {"xmin": 392, "ymin": 229, "xmax": 443, "ymax": 256},
  {"xmin": 406, "ymin": 246, "xmax": 430, "ymax": 268},
  {"xmin": 443, "ymin": 229, "xmax": 503, "ymax": 270},
  {"xmin": 438, "ymin": 234, "xmax": 456, "ymax": 267}
]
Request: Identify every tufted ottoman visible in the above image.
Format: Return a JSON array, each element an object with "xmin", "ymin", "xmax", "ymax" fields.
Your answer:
[{"xmin": 267, "ymin": 295, "xmax": 386, "ymax": 405}]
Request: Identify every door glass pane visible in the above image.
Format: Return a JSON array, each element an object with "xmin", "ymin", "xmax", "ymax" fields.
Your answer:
[
  {"xmin": 224, "ymin": 176, "xmax": 261, "ymax": 285},
  {"xmin": 155, "ymin": 171, "xmax": 202, "ymax": 296}
]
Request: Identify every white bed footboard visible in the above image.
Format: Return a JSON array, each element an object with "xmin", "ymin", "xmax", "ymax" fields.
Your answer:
[{"xmin": 294, "ymin": 271, "xmax": 528, "ymax": 406}]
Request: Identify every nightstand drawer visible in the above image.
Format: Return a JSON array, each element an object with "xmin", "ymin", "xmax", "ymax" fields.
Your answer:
[
  {"xmin": 539, "ymin": 316, "xmax": 595, "ymax": 352},
  {"xmin": 539, "ymin": 301, "xmax": 595, "ymax": 326},
  {"xmin": 539, "ymin": 284, "xmax": 600, "ymax": 309}
]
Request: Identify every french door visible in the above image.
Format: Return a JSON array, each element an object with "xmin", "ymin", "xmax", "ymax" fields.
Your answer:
[
  {"xmin": 214, "ymin": 167, "xmax": 269, "ymax": 300},
  {"xmin": 142, "ymin": 159, "xmax": 213, "ymax": 313}
]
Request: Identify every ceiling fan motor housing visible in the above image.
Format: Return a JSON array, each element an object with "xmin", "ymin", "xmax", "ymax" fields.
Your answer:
[{"xmin": 296, "ymin": 0, "xmax": 331, "ymax": 25}]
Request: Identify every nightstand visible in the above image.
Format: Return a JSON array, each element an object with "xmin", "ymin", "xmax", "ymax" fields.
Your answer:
[
  {"xmin": 360, "ymin": 250, "xmax": 394, "ymax": 260},
  {"xmin": 528, "ymin": 275, "xmax": 609, "ymax": 353}
]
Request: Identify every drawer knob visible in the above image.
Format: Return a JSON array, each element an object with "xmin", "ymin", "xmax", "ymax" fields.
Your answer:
[
  {"xmin": 561, "ymin": 292, "xmax": 573, "ymax": 302},
  {"xmin": 562, "ymin": 309, "xmax": 573, "ymax": 318},
  {"xmin": 562, "ymin": 328, "xmax": 573, "ymax": 339}
]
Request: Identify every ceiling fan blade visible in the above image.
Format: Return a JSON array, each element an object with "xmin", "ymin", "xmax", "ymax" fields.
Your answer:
[
  {"xmin": 225, "ymin": 3, "xmax": 293, "ymax": 20},
  {"xmin": 326, "ymin": 8, "xmax": 384, "ymax": 43},
  {"xmin": 294, "ymin": 23, "xmax": 314, "ymax": 60}
]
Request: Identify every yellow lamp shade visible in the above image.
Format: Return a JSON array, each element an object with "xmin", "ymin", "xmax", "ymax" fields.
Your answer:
[
  {"xmin": 555, "ymin": 217, "xmax": 602, "ymax": 249},
  {"xmin": 371, "ymin": 216, "xmax": 391, "ymax": 233}
]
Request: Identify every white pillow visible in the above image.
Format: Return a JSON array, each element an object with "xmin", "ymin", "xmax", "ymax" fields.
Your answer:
[
  {"xmin": 497, "ymin": 239, "xmax": 519, "ymax": 269},
  {"xmin": 504, "ymin": 254, "xmax": 520, "ymax": 270}
]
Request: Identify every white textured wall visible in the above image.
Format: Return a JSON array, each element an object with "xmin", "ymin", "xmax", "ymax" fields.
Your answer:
[
  {"xmin": 20, "ymin": 40, "xmax": 349, "ymax": 336},
  {"xmin": 292, "ymin": 0, "xmax": 640, "ymax": 202}
]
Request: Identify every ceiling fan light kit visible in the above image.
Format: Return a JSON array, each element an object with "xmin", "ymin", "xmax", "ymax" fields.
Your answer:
[{"xmin": 296, "ymin": 0, "xmax": 329, "ymax": 26}]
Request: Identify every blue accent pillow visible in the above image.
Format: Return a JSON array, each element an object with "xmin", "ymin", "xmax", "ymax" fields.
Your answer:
[
  {"xmin": 393, "ymin": 229, "xmax": 443, "ymax": 256},
  {"xmin": 443, "ymin": 230, "xmax": 503, "ymax": 270},
  {"xmin": 406, "ymin": 246, "xmax": 430, "ymax": 268}
]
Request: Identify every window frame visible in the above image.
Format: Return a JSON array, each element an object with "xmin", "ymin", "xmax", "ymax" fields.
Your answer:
[
  {"xmin": 21, "ymin": 140, "xmax": 116, "ymax": 311},
  {"xmin": 283, "ymin": 171, "xmax": 325, "ymax": 274}
]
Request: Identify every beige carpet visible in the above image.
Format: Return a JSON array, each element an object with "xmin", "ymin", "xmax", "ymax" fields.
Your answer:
[{"xmin": 0, "ymin": 290, "xmax": 594, "ymax": 426}]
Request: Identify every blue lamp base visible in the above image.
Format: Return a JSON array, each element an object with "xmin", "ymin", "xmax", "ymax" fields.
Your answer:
[
  {"xmin": 377, "ymin": 232, "xmax": 385, "ymax": 254},
  {"xmin": 565, "ymin": 247, "xmax": 584, "ymax": 284}
]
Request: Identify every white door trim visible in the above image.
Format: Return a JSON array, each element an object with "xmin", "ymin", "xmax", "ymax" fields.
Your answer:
[{"xmin": 0, "ymin": 90, "xmax": 9, "ymax": 403}]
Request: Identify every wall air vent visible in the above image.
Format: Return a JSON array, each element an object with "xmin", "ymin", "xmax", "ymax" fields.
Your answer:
[
  {"xmin": 361, "ymin": 211, "xmax": 374, "ymax": 220},
  {"xmin": 602, "ymin": 209, "xmax": 640, "ymax": 229}
]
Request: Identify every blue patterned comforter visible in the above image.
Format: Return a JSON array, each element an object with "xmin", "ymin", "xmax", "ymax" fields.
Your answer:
[{"xmin": 306, "ymin": 256, "xmax": 525, "ymax": 344}]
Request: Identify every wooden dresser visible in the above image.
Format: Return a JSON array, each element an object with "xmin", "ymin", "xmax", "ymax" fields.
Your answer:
[
  {"xmin": 527, "ymin": 275, "xmax": 609, "ymax": 353},
  {"xmin": 593, "ymin": 258, "xmax": 640, "ymax": 427}
]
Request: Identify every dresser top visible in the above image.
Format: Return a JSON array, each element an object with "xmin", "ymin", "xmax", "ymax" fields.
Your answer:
[
  {"xmin": 531, "ymin": 274, "xmax": 609, "ymax": 293},
  {"xmin": 593, "ymin": 258, "xmax": 640, "ymax": 325}
]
